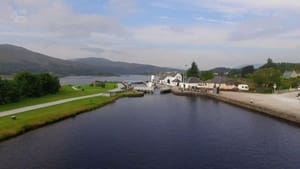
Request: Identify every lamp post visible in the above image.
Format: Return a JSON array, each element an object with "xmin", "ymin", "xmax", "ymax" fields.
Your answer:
[{"xmin": 273, "ymin": 83, "xmax": 277, "ymax": 93}]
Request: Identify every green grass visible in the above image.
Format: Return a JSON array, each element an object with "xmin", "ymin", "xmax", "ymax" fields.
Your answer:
[
  {"xmin": 0, "ymin": 90, "xmax": 143, "ymax": 142},
  {"xmin": 0, "ymin": 83, "xmax": 116, "ymax": 112}
]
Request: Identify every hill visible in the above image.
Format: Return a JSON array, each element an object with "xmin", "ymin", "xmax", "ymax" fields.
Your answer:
[
  {"xmin": 259, "ymin": 62, "xmax": 300, "ymax": 73},
  {"xmin": 210, "ymin": 67, "xmax": 232, "ymax": 75},
  {"xmin": 0, "ymin": 44, "xmax": 181, "ymax": 75},
  {"xmin": 0, "ymin": 44, "xmax": 94, "ymax": 75},
  {"xmin": 72, "ymin": 57, "xmax": 181, "ymax": 75}
]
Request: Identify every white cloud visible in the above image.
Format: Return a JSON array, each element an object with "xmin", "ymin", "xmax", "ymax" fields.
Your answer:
[
  {"xmin": 1, "ymin": 0, "xmax": 300, "ymax": 69},
  {"xmin": 182, "ymin": 0, "xmax": 300, "ymax": 14},
  {"xmin": 131, "ymin": 25, "xmax": 228, "ymax": 46},
  {"xmin": 107, "ymin": 0, "xmax": 139, "ymax": 15},
  {"xmin": 1, "ymin": 0, "xmax": 124, "ymax": 37}
]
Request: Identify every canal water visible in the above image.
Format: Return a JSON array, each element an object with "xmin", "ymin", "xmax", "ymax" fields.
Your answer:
[{"xmin": 0, "ymin": 93, "xmax": 300, "ymax": 169}]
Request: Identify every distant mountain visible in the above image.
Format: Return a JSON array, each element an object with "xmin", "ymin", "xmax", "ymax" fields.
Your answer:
[
  {"xmin": 0, "ymin": 44, "xmax": 95, "ymax": 75},
  {"xmin": 235, "ymin": 64, "xmax": 262, "ymax": 69},
  {"xmin": 0, "ymin": 44, "xmax": 181, "ymax": 75},
  {"xmin": 72, "ymin": 57, "xmax": 181, "ymax": 75}
]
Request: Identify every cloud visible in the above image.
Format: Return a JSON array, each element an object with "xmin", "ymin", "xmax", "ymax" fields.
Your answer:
[
  {"xmin": 1, "ymin": 0, "xmax": 124, "ymax": 37},
  {"xmin": 229, "ymin": 14, "xmax": 300, "ymax": 41},
  {"xmin": 0, "ymin": 0, "xmax": 300, "ymax": 70},
  {"xmin": 131, "ymin": 25, "xmax": 228, "ymax": 46},
  {"xmin": 181, "ymin": 0, "xmax": 300, "ymax": 14},
  {"xmin": 107, "ymin": 0, "xmax": 139, "ymax": 15},
  {"xmin": 151, "ymin": 2, "xmax": 177, "ymax": 10},
  {"xmin": 194, "ymin": 16, "xmax": 234, "ymax": 24}
]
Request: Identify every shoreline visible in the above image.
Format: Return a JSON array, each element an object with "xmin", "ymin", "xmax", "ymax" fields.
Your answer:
[
  {"xmin": 172, "ymin": 88, "xmax": 300, "ymax": 126},
  {"xmin": 0, "ymin": 91, "xmax": 144, "ymax": 142}
]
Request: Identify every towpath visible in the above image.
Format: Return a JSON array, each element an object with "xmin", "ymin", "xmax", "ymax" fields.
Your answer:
[
  {"xmin": 0, "ymin": 84, "xmax": 124, "ymax": 118},
  {"xmin": 0, "ymin": 93, "xmax": 110, "ymax": 118}
]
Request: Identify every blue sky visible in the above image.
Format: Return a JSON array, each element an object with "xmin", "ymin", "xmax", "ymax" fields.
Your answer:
[{"xmin": 1, "ymin": 0, "xmax": 300, "ymax": 69}]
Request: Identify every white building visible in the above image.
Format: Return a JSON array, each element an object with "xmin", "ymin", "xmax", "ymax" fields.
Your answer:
[
  {"xmin": 159, "ymin": 73, "xmax": 183, "ymax": 86},
  {"xmin": 180, "ymin": 77, "xmax": 205, "ymax": 89}
]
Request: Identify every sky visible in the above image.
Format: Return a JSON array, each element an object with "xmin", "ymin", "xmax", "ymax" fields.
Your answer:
[{"xmin": 1, "ymin": 0, "xmax": 300, "ymax": 69}]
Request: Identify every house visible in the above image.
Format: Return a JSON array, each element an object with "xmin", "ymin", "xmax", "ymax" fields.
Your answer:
[
  {"xmin": 282, "ymin": 70, "xmax": 300, "ymax": 79},
  {"xmin": 159, "ymin": 73, "xmax": 183, "ymax": 86},
  {"xmin": 206, "ymin": 76, "xmax": 237, "ymax": 91},
  {"xmin": 180, "ymin": 77, "xmax": 204, "ymax": 89}
]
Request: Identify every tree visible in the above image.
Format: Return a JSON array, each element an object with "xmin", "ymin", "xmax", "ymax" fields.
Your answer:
[
  {"xmin": 228, "ymin": 69, "xmax": 241, "ymax": 78},
  {"xmin": 14, "ymin": 72, "xmax": 40, "ymax": 97},
  {"xmin": 267, "ymin": 58, "xmax": 273, "ymax": 64},
  {"xmin": 14, "ymin": 72, "xmax": 60, "ymax": 97},
  {"xmin": 0, "ymin": 79, "xmax": 20, "ymax": 104},
  {"xmin": 186, "ymin": 62, "xmax": 200, "ymax": 78},
  {"xmin": 39, "ymin": 73, "xmax": 60, "ymax": 94},
  {"xmin": 241, "ymin": 65, "xmax": 255, "ymax": 77},
  {"xmin": 251, "ymin": 68, "xmax": 281, "ymax": 88},
  {"xmin": 260, "ymin": 58, "xmax": 277, "ymax": 69},
  {"xmin": 200, "ymin": 71, "xmax": 214, "ymax": 81}
]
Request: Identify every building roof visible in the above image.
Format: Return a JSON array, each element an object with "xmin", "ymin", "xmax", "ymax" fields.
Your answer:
[
  {"xmin": 186, "ymin": 77, "xmax": 203, "ymax": 83},
  {"xmin": 159, "ymin": 72, "xmax": 181, "ymax": 80},
  {"xmin": 172, "ymin": 79, "xmax": 181, "ymax": 82},
  {"xmin": 283, "ymin": 70, "xmax": 299, "ymax": 78}
]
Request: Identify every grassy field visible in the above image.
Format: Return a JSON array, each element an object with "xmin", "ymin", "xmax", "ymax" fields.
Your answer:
[
  {"xmin": 0, "ymin": 90, "xmax": 143, "ymax": 142},
  {"xmin": 0, "ymin": 83, "xmax": 117, "ymax": 112}
]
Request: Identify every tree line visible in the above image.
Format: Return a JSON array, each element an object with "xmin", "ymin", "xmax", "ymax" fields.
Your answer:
[
  {"xmin": 185, "ymin": 59, "xmax": 300, "ymax": 93},
  {"xmin": 0, "ymin": 72, "xmax": 60, "ymax": 105}
]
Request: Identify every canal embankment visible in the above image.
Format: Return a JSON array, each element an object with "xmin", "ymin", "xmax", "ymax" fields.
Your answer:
[
  {"xmin": 172, "ymin": 88, "xmax": 300, "ymax": 125},
  {"xmin": 0, "ymin": 90, "xmax": 144, "ymax": 142}
]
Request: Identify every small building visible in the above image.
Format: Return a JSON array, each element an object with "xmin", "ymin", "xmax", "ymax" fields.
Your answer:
[
  {"xmin": 282, "ymin": 70, "xmax": 300, "ymax": 79},
  {"xmin": 206, "ymin": 76, "xmax": 237, "ymax": 91},
  {"xmin": 180, "ymin": 77, "xmax": 207, "ymax": 89},
  {"xmin": 159, "ymin": 73, "xmax": 183, "ymax": 86}
]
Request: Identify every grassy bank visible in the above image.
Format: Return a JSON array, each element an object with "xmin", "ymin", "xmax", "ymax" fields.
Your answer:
[
  {"xmin": 0, "ymin": 90, "xmax": 143, "ymax": 142},
  {"xmin": 0, "ymin": 83, "xmax": 116, "ymax": 112}
]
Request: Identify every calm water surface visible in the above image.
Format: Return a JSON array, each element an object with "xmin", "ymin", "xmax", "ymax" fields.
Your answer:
[
  {"xmin": 0, "ymin": 93, "xmax": 300, "ymax": 169},
  {"xmin": 60, "ymin": 75, "xmax": 149, "ymax": 85}
]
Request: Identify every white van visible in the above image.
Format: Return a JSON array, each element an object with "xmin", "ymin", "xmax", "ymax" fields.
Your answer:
[{"xmin": 238, "ymin": 84, "xmax": 249, "ymax": 91}]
